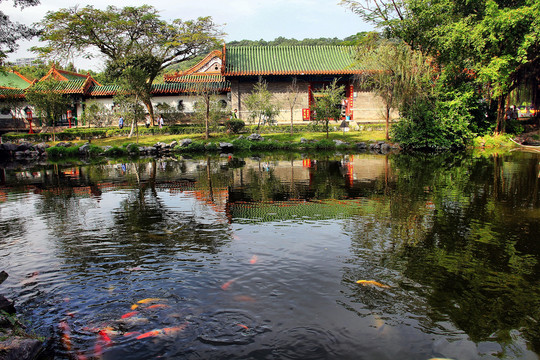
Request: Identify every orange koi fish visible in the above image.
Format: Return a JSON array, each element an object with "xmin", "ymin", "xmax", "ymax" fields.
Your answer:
[
  {"xmin": 147, "ymin": 304, "xmax": 170, "ymax": 310},
  {"xmin": 356, "ymin": 280, "xmax": 391, "ymax": 288},
  {"xmin": 249, "ymin": 255, "xmax": 258, "ymax": 264},
  {"xmin": 123, "ymin": 331, "xmax": 142, "ymax": 337},
  {"xmin": 236, "ymin": 324, "xmax": 249, "ymax": 330},
  {"xmin": 121, "ymin": 311, "xmax": 138, "ymax": 319},
  {"xmin": 131, "ymin": 298, "xmax": 163, "ymax": 310},
  {"xmin": 137, "ymin": 298, "xmax": 163, "ymax": 304},
  {"xmin": 59, "ymin": 321, "xmax": 72, "ymax": 351},
  {"xmin": 221, "ymin": 278, "xmax": 237, "ymax": 290},
  {"xmin": 136, "ymin": 325, "xmax": 187, "ymax": 340},
  {"xmin": 94, "ymin": 329, "xmax": 113, "ymax": 357},
  {"xmin": 234, "ymin": 295, "xmax": 256, "ymax": 302}
]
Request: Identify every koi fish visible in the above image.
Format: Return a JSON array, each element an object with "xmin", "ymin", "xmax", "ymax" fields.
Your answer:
[
  {"xmin": 124, "ymin": 331, "xmax": 142, "ymax": 337},
  {"xmin": 221, "ymin": 278, "xmax": 237, "ymax": 290},
  {"xmin": 136, "ymin": 325, "xmax": 187, "ymax": 340},
  {"xmin": 59, "ymin": 321, "xmax": 72, "ymax": 351},
  {"xmin": 249, "ymin": 255, "xmax": 258, "ymax": 264},
  {"xmin": 121, "ymin": 311, "xmax": 138, "ymax": 319},
  {"xmin": 146, "ymin": 304, "xmax": 170, "ymax": 310},
  {"xmin": 131, "ymin": 298, "xmax": 163, "ymax": 310},
  {"xmin": 236, "ymin": 324, "xmax": 249, "ymax": 330},
  {"xmin": 234, "ymin": 295, "xmax": 256, "ymax": 302},
  {"xmin": 356, "ymin": 280, "xmax": 391, "ymax": 288},
  {"xmin": 94, "ymin": 328, "xmax": 114, "ymax": 357},
  {"xmin": 137, "ymin": 298, "xmax": 163, "ymax": 304}
]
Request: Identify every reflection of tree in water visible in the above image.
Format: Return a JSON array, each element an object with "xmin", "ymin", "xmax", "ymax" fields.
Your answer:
[{"xmin": 341, "ymin": 151, "xmax": 540, "ymax": 352}]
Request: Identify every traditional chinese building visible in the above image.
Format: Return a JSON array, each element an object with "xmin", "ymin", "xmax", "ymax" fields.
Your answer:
[
  {"xmin": 221, "ymin": 45, "xmax": 385, "ymax": 122},
  {"xmin": 1, "ymin": 45, "xmax": 389, "ymax": 132}
]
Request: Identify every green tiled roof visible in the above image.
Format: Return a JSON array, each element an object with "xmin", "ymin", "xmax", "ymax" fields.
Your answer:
[
  {"xmin": 90, "ymin": 78, "xmax": 230, "ymax": 96},
  {"xmin": 0, "ymin": 88, "xmax": 25, "ymax": 97},
  {"xmin": 0, "ymin": 71, "xmax": 31, "ymax": 89},
  {"xmin": 32, "ymin": 79, "xmax": 87, "ymax": 94},
  {"xmin": 224, "ymin": 46, "xmax": 364, "ymax": 76}
]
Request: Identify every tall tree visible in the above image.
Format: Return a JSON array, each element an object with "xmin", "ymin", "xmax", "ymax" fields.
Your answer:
[
  {"xmin": 36, "ymin": 5, "xmax": 223, "ymax": 124},
  {"xmin": 312, "ymin": 79, "xmax": 345, "ymax": 138},
  {"xmin": 286, "ymin": 77, "xmax": 301, "ymax": 135},
  {"xmin": 356, "ymin": 40, "xmax": 435, "ymax": 140},
  {"xmin": 341, "ymin": 0, "xmax": 540, "ymax": 133},
  {"xmin": 244, "ymin": 80, "xmax": 280, "ymax": 131},
  {"xmin": 0, "ymin": 0, "xmax": 40, "ymax": 62},
  {"xmin": 25, "ymin": 78, "xmax": 71, "ymax": 141}
]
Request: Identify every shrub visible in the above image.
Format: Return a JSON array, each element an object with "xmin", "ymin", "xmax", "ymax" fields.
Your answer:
[
  {"xmin": 103, "ymin": 146, "xmax": 127, "ymax": 157},
  {"xmin": 225, "ymin": 119, "xmax": 246, "ymax": 134}
]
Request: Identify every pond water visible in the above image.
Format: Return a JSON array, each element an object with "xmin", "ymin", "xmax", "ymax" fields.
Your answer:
[{"xmin": 1, "ymin": 150, "xmax": 540, "ymax": 360}]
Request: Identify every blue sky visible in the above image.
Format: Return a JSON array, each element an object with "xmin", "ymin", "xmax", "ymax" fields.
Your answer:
[{"xmin": 1, "ymin": 0, "xmax": 372, "ymax": 70}]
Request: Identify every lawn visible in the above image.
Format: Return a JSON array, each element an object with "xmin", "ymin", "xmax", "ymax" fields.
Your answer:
[{"xmin": 88, "ymin": 130, "xmax": 387, "ymax": 148}]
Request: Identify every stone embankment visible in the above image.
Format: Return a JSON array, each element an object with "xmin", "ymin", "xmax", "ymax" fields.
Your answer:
[
  {"xmin": 0, "ymin": 271, "xmax": 43, "ymax": 360},
  {"xmin": 0, "ymin": 134, "xmax": 399, "ymax": 163}
]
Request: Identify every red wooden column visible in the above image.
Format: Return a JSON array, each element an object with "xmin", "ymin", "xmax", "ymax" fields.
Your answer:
[{"xmin": 347, "ymin": 84, "xmax": 354, "ymax": 119}]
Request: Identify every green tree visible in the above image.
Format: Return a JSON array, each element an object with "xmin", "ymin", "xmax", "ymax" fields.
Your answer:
[
  {"xmin": 0, "ymin": 0, "xmax": 40, "ymax": 62},
  {"xmin": 25, "ymin": 78, "xmax": 71, "ymax": 141},
  {"xmin": 286, "ymin": 77, "xmax": 301, "ymax": 135},
  {"xmin": 36, "ymin": 5, "xmax": 223, "ymax": 125},
  {"xmin": 341, "ymin": 0, "xmax": 540, "ymax": 134},
  {"xmin": 356, "ymin": 40, "xmax": 435, "ymax": 140},
  {"xmin": 312, "ymin": 79, "xmax": 345, "ymax": 138},
  {"xmin": 244, "ymin": 80, "xmax": 280, "ymax": 130},
  {"xmin": 192, "ymin": 90, "xmax": 228, "ymax": 139}
]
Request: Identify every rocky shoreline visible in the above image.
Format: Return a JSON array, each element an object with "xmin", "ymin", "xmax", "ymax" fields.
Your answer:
[
  {"xmin": 0, "ymin": 271, "xmax": 43, "ymax": 360},
  {"xmin": 0, "ymin": 134, "xmax": 400, "ymax": 164}
]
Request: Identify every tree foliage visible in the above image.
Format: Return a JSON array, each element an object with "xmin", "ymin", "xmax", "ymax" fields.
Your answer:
[
  {"xmin": 36, "ymin": 5, "xmax": 223, "ymax": 123},
  {"xmin": 312, "ymin": 79, "xmax": 345, "ymax": 138},
  {"xmin": 341, "ymin": 0, "xmax": 540, "ymax": 134},
  {"xmin": 244, "ymin": 80, "xmax": 280, "ymax": 130},
  {"xmin": 25, "ymin": 78, "xmax": 71, "ymax": 141},
  {"xmin": 0, "ymin": 0, "xmax": 40, "ymax": 61},
  {"xmin": 356, "ymin": 39, "xmax": 435, "ymax": 139}
]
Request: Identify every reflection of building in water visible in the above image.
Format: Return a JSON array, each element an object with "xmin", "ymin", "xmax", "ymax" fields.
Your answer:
[{"xmin": 228, "ymin": 156, "xmax": 389, "ymax": 188}]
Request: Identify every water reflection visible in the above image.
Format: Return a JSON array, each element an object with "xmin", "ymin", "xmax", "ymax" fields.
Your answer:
[{"xmin": 0, "ymin": 151, "xmax": 539, "ymax": 359}]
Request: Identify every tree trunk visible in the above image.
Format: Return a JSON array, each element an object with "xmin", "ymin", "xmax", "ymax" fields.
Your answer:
[
  {"xmin": 385, "ymin": 105, "xmax": 390, "ymax": 140},
  {"xmin": 205, "ymin": 95, "xmax": 210, "ymax": 140},
  {"xmin": 290, "ymin": 108, "xmax": 294, "ymax": 136},
  {"xmin": 144, "ymin": 100, "xmax": 155, "ymax": 127},
  {"xmin": 495, "ymin": 94, "xmax": 507, "ymax": 134}
]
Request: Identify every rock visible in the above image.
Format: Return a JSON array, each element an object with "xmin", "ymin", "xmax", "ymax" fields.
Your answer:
[
  {"xmin": 237, "ymin": 135, "xmax": 245, "ymax": 140},
  {"xmin": 219, "ymin": 142, "xmax": 234, "ymax": 151},
  {"xmin": 1, "ymin": 143, "xmax": 18, "ymax": 152},
  {"xmin": 16, "ymin": 143, "xmax": 32, "ymax": 152},
  {"xmin": 78, "ymin": 144, "xmax": 91, "ymax": 155},
  {"xmin": 0, "ymin": 337, "xmax": 43, "ymax": 360},
  {"xmin": 34, "ymin": 143, "xmax": 49, "ymax": 153},
  {"xmin": 333, "ymin": 140, "xmax": 348, "ymax": 146},
  {"xmin": 300, "ymin": 138, "xmax": 308, "ymax": 143},
  {"xmin": 380, "ymin": 143, "xmax": 391, "ymax": 153},
  {"xmin": 56, "ymin": 142, "xmax": 72, "ymax": 148},
  {"xmin": 0, "ymin": 271, "xmax": 7, "ymax": 285},
  {"xmin": 179, "ymin": 139, "xmax": 193, "ymax": 147},
  {"xmin": 169, "ymin": 141, "xmax": 178, "ymax": 148},
  {"xmin": 247, "ymin": 133, "xmax": 263, "ymax": 141},
  {"xmin": 356, "ymin": 142, "xmax": 367, "ymax": 150},
  {"xmin": 0, "ymin": 295, "xmax": 15, "ymax": 314}
]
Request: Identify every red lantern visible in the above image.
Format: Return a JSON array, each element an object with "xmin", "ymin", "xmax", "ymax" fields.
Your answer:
[
  {"xmin": 67, "ymin": 110, "xmax": 73, "ymax": 128},
  {"xmin": 26, "ymin": 110, "xmax": 33, "ymax": 134}
]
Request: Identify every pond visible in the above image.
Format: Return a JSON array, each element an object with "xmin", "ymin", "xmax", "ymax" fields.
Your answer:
[{"xmin": 1, "ymin": 150, "xmax": 540, "ymax": 359}]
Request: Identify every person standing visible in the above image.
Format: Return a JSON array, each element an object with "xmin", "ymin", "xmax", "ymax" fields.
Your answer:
[
  {"xmin": 159, "ymin": 115, "xmax": 164, "ymax": 129},
  {"xmin": 119, "ymin": 116, "xmax": 124, "ymax": 129}
]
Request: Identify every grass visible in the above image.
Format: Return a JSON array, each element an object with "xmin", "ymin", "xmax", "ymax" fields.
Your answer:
[{"xmin": 82, "ymin": 130, "xmax": 387, "ymax": 148}]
